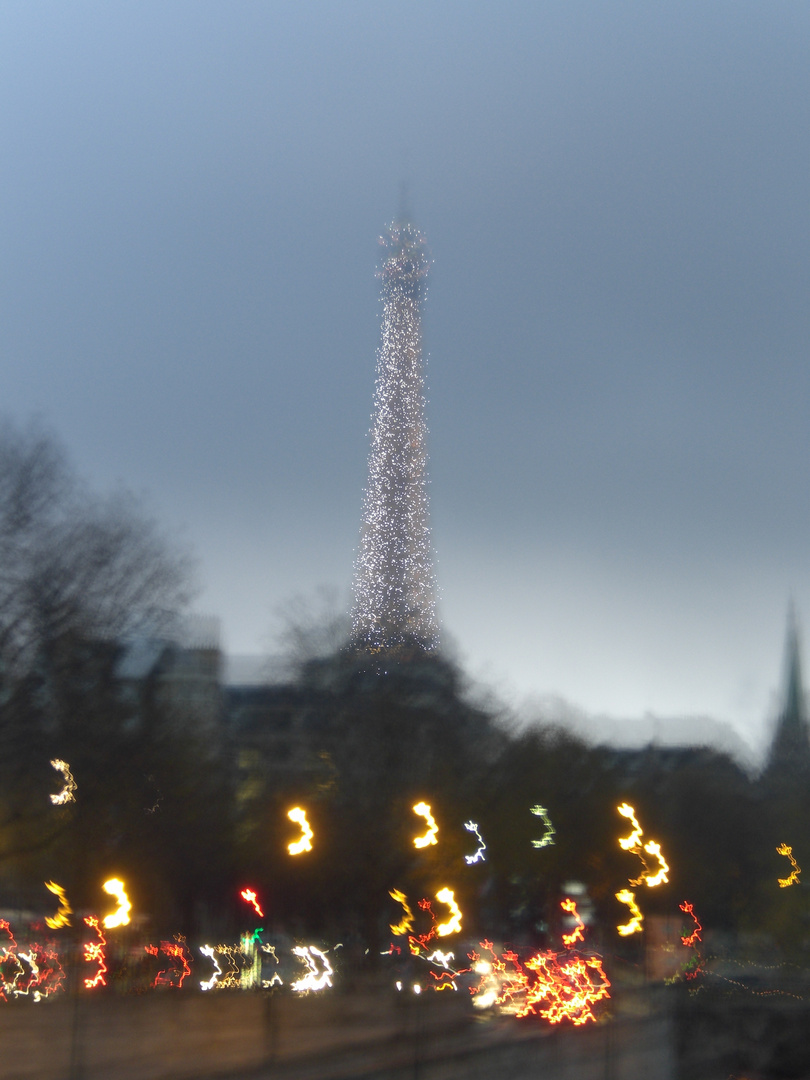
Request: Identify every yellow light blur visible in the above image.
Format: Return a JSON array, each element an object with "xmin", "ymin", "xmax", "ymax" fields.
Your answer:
[
  {"xmin": 287, "ymin": 807, "xmax": 314, "ymax": 854},
  {"xmin": 101, "ymin": 878, "xmax": 131, "ymax": 929}
]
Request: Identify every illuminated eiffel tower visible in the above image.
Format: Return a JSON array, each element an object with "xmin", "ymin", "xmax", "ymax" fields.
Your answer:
[{"xmin": 350, "ymin": 214, "xmax": 439, "ymax": 656}]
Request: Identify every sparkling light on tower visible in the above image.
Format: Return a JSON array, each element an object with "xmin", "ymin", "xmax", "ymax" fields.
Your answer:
[{"xmin": 351, "ymin": 215, "xmax": 439, "ymax": 654}]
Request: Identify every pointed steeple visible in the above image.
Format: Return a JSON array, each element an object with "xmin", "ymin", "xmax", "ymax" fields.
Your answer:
[{"xmin": 765, "ymin": 604, "xmax": 810, "ymax": 782}]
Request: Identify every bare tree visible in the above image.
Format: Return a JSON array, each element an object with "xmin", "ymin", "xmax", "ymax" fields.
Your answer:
[
  {"xmin": 0, "ymin": 418, "xmax": 196, "ymax": 890},
  {"xmin": 0, "ymin": 418, "xmax": 193, "ymax": 683},
  {"xmin": 269, "ymin": 585, "xmax": 351, "ymax": 679}
]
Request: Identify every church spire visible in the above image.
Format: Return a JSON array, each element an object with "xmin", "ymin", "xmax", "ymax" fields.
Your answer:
[{"xmin": 765, "ymin": 604, "xmax": 810, "ymax": 782}]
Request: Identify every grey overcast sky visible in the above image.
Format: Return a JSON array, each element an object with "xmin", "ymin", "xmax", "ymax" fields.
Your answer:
[{"xmin": 3, "ymin": 2, "xmax": 810, "ymax": 751}]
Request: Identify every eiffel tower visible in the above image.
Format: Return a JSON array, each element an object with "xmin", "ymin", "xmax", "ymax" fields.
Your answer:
[{"xmin": 350, "ymin": 214, "xmax": 439, "ymax": 656}]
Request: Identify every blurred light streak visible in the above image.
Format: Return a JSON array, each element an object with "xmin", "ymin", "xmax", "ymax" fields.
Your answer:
[
  {"xmin": 15, "ymin": 950, "xmax": 40, "ymax": 999},
  {"xmin": 636, "ymin": 840, "xmax": 670, "ymax": 888},
  {"xmin": 412, "ymin": 802, "xmax": 438, "ymax": 848},
  {"xmin": 408, "ymin": 898, "xmax": 438, "ymax": 955},
  {"xmin": 147, "ymin": 938, "xmax": 191, "ymax": 988},
  {"xmin": 523, "ymin": 951, "xmax": 610, "ymax": 1025},
  {"xmin": 240, "ymin": 933, "xmax": 262, "ymax": 990},
  {"xmin": 615, "ymin": 889, "xmax": 643, "ymax": 936},
  {"xmin": 463, "ymin": 821, "xmax": 486, "ymax": 863},
  {"xmin": 776, "ymin": 843, "xmax": 801, "ymax": 887},
  {"xmin": 27, "ymin": 944, "xmax": 64, "ymax": 999},
  {"xmin": 561, "ymin": 898, "xmax": 585, "ymax": 948},
  {"xmin": 0, "ymin": 921, "xmax": 23, "ymax": 999},
  {"xmin": 211, "ymin": 945, "xmax": 241, "ymax": 988},
  {"xmin": 261, "ymin": 941, "xmax": 284, "ymax": 988},
  {"xmin": 676, "ymin": 900, "xmax": 704, "ymax": 981},
  {"xmin": 472, "ymin": 915, "xmax": 610, "ymax": 1025},
  {"xmin": 287, "ymin": 807, "xmax": 313, "ymax": 854},
  {"xmin": 530, "ymin": 806, "xmax": 556, "ymax": 848},
  {"xmin": 389, "ymin": 889, "xmax": 414, "ymax": 935},
  {"xmin": 83, "ymin": 917, "xmax": 107, "ymax": 988},
  {"xmin": 679, "ymin": 901, "xmax": 702, "ymax": 947},
  {"xmin": 617, "ymin": 804, "xmax": 669, "ymax": 887},
  {"xmin": 44, "ymin": 881, "xmax": 72, "ymax": 929},
  {"xmin": 617, "ymin": 803, "xmax": 643, "ymax": 851},
  {"xmin": 199, "ymin": 945, "xmax": 221, "ymax": 991},
  {"xmin": 290, "ymin": 946, "xmax": 333, "ymax": 993},
  {"xmin": 240, "ymin": 888, "xmax": 264, "ymax": 917},
  {"xmin": 102, "ymin": 878, "xmax": 131, "ymax": 928},
  {"xmin": 49, "ymin": 759, "xmax": 76, "ymax": 805},
  {"xmin": 435, "ymin": 888, "xmax": 462, "ymax": 937}
]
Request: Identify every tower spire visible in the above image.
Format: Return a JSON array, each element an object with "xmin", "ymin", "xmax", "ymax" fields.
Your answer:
[
  {"xmin": 765, "ymin": 603, "xmax": 810, "ymax": 781},
  {"xmin": 350, "ymin": 216, "xmax": 439, "ymax": 655}
]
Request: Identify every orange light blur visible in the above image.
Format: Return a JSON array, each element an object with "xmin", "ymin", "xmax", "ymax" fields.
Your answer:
[
  {"xmin": 389, "ymin": 889, "xmax": 414, "ymax": 936},
  {"xmin": 44, "ymin": 881, "xmax": 72, "ymax": 929},
  {"xmin": 83, "ymin": 916, "xmax": 107, "ymax": 988},
  {"xmin": 617, "ymin": 803, "xmax": 643, "ymax": 851},
  {"xmin": 101, "ymin": 878, "xmax": 131, "ymax": 928},
  {"xmin": 560, "ymin": 898, "xmax": 585, "ymax": 948},
  {"xmin": 412, "ymin": 802, "xmax": 438, "ymax": 848},
  {"xmin": 679, "ymin": 900, "xmax": 702, "ymax": 948},
  {"xmin": 617, "ymin": 804, "xmax": 669, "ymax": 888},
  {"xmin": 471, "ymin": 913, "xmax": 611, "ymax": 1026},
  {"xmin": 637, "ymin": 840, "xmax": 670, "ymax": 888},
  {"xmin": 776, "ymin": 843, "xmax": 801, "ymax": 887},
  {"xmin": 435, "ymin": 887, "xmax": 462, "ymax": 937},
  {"xmin": 240, "ymin": 888, "xmax": 264, "ymax": 917},
  {"xmin": 287, "ymin": 806, "xmax": 313, "ymax": 854},
  {"xmin": 615, "ymin": 889, "xmax": 643, "ymax": 936},
  {"xmin": 147, "ymin": 939, "xmax": 192, "ymax": 988}
]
